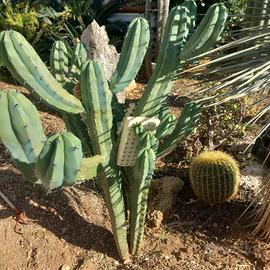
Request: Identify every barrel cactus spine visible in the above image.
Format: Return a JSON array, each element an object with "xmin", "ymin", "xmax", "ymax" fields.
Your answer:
[
  {"xmin": 189, "ymin": 151, "xmax": 240, "ymax": 204},
  {"xmin": 0, "ymin": 0, "xmax": 228, "ymax": 260}
]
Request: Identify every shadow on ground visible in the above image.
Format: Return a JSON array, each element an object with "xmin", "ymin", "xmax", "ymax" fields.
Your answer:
[{"xmin": 0, "ymin": 148, "xmax": 118, "ymax": 260}]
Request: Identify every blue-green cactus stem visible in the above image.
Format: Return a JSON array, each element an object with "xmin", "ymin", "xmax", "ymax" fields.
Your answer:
[
  {"xmin": 129, "ymin": 129, "xmax": 156, "ymax": 255},
  {"xmin": 0, "ymin": 90, "xmax": 45, "ymax": 163},
  {"xmin": 80, "ymin": 61, "xmax": 129, "ymax": 261},
  {"xmin": 0, "ymin": 30, "xmax": 84, "ymax": 114},
  {"xmin": 180, "ymin": 3, "xmax": 228, "ymax": 61},
  {"xmin": 69, "ymin": 42, "xmax": 88, "ymax": 84},
  {"xmin": 81, "ymin": 61, "xmax": 114, "ymax": 159},
  {"xmin": 35, "ymin": 134, "xmax": 62, "ymax": 189},
  {"xmin": 62, "ymin": 113, "xmax": 93, "ymax": 156},
  {"xmin": 157, "ymin": 102, "xmax": 202, "ymax": 157},
  {"xmin": 35, "ymin": 132, "xmax": 84, "ymax": 189},
  {"xmin": 183, "ymin": 0, "xmax": 197, "ymax": 33},
  {"xmin": 62, "ymin": 132, "xmax": 83, "ymax": 185},
  {"xmin": 134, "ymin": 6, "xmax": 190, "ymax": 117},
  {"xmin": 0, "ymin": 90, "xmax": 45, "ymax": 181},
  {"xmin": 43, "ymin": 135, "xmax": 65, "ymax": 189},
  {"xmin": 156, "ymin": 106, "xmax": 177, "ymax": 139},
  {"xmin": 50, "ymin": 40, "xmax": 70, "ymax": 86},
  {"xmin": 110, "ymin": 18, "xmax": 150, "ymax": 94},
  {"xmin": 134, "ymin": 3, "xmax": 227, "ymax": 118}
]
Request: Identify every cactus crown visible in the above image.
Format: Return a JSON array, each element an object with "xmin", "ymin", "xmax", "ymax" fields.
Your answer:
[
  {"xmin": 190, "ymin": 150, "xmax": 240, "ymax": 204},
  {"xmin": 0, "ymin": 0, "xmax": 228, "ymax": 261},
  {"xmin": 192, "ymin": 151, "xmax": 239, "ymax": 165}
]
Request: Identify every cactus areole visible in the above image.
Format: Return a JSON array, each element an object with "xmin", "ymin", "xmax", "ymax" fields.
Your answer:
[{"xmin": 0, "ymin": 0, "xmax": 227, "ymax": 261}]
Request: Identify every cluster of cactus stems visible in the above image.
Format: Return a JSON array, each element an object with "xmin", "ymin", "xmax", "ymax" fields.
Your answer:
[{"xmin": 0, "ymin": 0, "xmax": 227, "ymax": 261}]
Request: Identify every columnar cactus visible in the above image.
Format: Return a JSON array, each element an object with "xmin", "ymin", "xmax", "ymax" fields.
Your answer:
[
  {"xmin": 129, "ymin": 124, "xmax": 157, "ymax": 255},
  {"xmin": 0, "ymin": 0, "xmax": 227, "ymax": 261},
  {"xmin": 189, "ymin": 151, "xmax": 240, "ymax": 204}
]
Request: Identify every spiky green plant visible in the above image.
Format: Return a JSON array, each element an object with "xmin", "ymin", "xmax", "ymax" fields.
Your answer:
[
  {"xmin": 0, "ymin": 0, "xmax": 227, "ymax": 260},
  {"xmin": 190, "ymin": 151, "xmax": 240, "ymax": 204},
  {"xmin": 251, "ymin": 172, "xmax": 270, "ymax": 242},
  {"xmin": 180, "ymin": 0, "xmax": 270, "ymax": 149}
]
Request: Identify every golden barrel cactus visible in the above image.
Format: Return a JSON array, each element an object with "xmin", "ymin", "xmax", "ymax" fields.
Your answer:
[{"xmin": 189, "ymin": 151, "xmax": 240, "ymax": 204}]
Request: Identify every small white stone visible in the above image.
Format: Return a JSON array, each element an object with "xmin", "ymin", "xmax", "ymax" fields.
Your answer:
[{"xmin": 60, "ymin": 264, "xmax": 71, "ymax": 270}]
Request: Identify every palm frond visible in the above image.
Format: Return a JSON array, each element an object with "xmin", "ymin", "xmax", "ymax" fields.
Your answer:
[{"xmin": 251, "ymin": 172, "xmax": 270, "ymax": 242}]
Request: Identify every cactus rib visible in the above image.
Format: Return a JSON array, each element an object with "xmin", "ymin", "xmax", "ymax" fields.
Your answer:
[
  {"xmin": 62, "ymin": 113, "xmax": 93, "ymax": 157},
  {"xmin": 183, "ymin": 0, "xmax": 197, "ymax": 33},
  {"xmin": 0, "ymin": 91, "xmax": 28, "ymax": 163},
  {"xmin": 156, "ymin": 106, "xmax": 177, "ymax": 139},
  {"xmin": 35, "ymin": 134, "xmax": 60, "ymax": 188},
  {"xmin": 69, "ymin": 42, "xmax": 88, "ymax": 83},
  {"xmin": 62, "ymin": 132, "xmax": 83, "ymax": 185},
  {"xmin": 129, "ymin": 130, "xmax": 156, "ymax": 255},
  {"xmin": 190, "ymin": 151, "xmax": 240, "ymax": 204},
  {"xmin": 50, "ymin": 40, "xmax": 70, "ymax": 86},
  {"xmin": 44, "ymin": 135, "xmax": 65, "ymax": 189}
]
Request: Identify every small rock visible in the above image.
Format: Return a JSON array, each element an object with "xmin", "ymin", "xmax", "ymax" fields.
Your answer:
[
  {"xmin": 81, "ymin": 20, "xmax": 119, "ymax": 80},
  {"xmin": 147, "ymin": 176, "xmax": 184, "ymax": 227},
  {"xmin": 77, "ymin": 257, "xmax": 98, "ymax": 270},
  {"xmin": 148, "ymin": 210, "xmax": 163, "ymax": 228},
  {"xmin": 59, "ymin": 264, "xmax": 70, "ymax": 270},
  {"xmin": 81, "ymin": 20, "xmax": 135, "ymax": 104}
]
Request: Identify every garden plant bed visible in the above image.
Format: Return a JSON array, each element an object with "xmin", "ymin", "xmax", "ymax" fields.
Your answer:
[{"xmin": 0, "ymin": 83, "xmax": 270, "ymax": 270}]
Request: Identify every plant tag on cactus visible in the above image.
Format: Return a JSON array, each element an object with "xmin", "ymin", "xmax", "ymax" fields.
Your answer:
[{"xmin": 117, "ymin": 117, "xmax": 160, "ymax": 167}]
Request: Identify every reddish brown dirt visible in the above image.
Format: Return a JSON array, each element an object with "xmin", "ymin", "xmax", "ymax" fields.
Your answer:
[{"xmin": 0, "ymin": 83, "xmax": 270, "ymax": 270}]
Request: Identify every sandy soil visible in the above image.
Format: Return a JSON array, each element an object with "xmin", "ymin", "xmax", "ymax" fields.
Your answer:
[{"xmin": 0, "ymin": 83, "xmax": 270, "ymax": 270}]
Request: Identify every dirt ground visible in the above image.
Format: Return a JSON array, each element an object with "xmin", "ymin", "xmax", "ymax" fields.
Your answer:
[{"xmin": 1, "ymin": 82, "xmax": 270, "ymax": 270}]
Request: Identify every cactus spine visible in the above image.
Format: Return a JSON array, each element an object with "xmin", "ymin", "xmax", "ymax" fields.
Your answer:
[
  {"xmin": 190, "ymin": 151, "xmax": 240, "ymax": 204},
  {"xmin": 0, "ymin": 0, "xmax": 228, "ymax": 260}
]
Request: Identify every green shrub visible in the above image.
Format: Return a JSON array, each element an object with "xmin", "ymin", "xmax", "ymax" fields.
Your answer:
[{"xmin": 185, "ymin": 90, "xmax": 260, "ymax": 155}]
